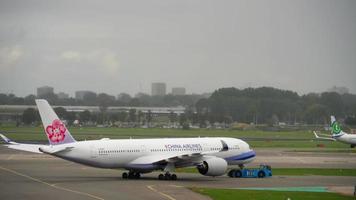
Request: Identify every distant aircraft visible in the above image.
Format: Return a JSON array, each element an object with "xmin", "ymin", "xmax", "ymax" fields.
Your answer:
[
  {"xmin": 314, "ymin": 116, "xmax": 356, "ymax": 148},
  {"xmin": 0, "ymin": 99, "xmax": 255, "ymax": 180}
]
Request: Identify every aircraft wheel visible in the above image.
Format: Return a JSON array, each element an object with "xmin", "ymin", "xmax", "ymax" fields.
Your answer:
[
  {"xmin": 122, "ymin": 172, "xmax": 128, "ymax": 179},
  {"xmin": 158, "ymin": 174, "xmax": 164, "ymax": 180},
  {"xmin": 258, "ymin": 171, "xmax": 265, "ymax": 178},
  {"xmin": 234, "ymin": 170, "xmax": 242, "ymax": 178},
  {"xmin": 228, "ymin": 170, "xmax": 236, "ymax": 178},
  {"xmin": 134, "ymin": 172, "xmax": 141, "ymax": 179},
  {"xmin": 128, "ymin": 171, "xmax": 136, "ymax": 179},
  {"xmin": 171, "ymin": 174, "xmax": 177, "ymax": 180},
  {"xmin": 164, "ymin": 173, "xmax": 171, "ymax": 180}
]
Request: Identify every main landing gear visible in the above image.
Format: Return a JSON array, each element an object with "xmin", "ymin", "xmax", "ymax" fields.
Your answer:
[
  {"xmin": 122, "ymin": 171, "xmax": 141, "ymax": 179},
  {"xmin": 158, "ymin": 172, "xmax": 177, "ymax": 180},
  {"xmin": 122, "ymin": 171, "xmax": 178, "ymax": 180}
]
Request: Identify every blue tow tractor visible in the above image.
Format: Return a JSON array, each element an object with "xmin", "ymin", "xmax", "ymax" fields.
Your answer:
[{"xmin": 228, "ymin": 164, "xmax": 272, "ymax": 178}]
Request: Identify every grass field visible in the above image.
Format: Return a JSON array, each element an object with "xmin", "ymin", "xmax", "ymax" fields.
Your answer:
[
  {"xmin": 0, "ymin": 125, "xmax": 353, "ymax": 149},
  {"xmin": 191, "ymin": 188, "xmax": 355, "ymax": 200},
  {"xmin": 176, "ymin": 167, "xmax": 356, "ymax": 176},
  {"xmin": 272, "ymin": 168, "xmax": 356, "ymax": 176}
]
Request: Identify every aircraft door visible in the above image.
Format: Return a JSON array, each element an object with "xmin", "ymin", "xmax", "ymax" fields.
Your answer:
[
  {"xmin": 140, "ymin": 145, "xmax": 147, "ymax": 154},
  {"xmin": 90, "ymin": 144, "xmax": 98, "ymax": 158},
  {"xmin": 202, "ymin": 143, "xmax": 209, "ymax": 152}
]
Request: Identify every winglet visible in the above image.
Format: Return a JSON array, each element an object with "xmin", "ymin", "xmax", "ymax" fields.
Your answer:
[
  {"xmin": 313, "ymin": 131, "xmax": 320, "ymax": 138},
  {"xmin": 0, "ymin": 134, "xmax": 18, "ymax": 144}
]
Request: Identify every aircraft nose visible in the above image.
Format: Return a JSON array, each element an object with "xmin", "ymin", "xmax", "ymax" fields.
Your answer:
[
  {"xmin": 244, "ymin": 149, "xmax": 256, "ymax": 162},
  {"xmin": 250, "ymin": 150, "xmax": 256, "ymax": 158}
]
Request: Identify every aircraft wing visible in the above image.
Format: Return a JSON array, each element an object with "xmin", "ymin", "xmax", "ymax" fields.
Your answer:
[
  {"xmin": 129, "ymin": 153, "xmax": 201, "ymax": 164},
  {"xmin": 313, "ymin": 131, "xmax": 336, "ymax": 141},
  {"xmin": 127, "ymin": 151, "xmax": 219, "ymax": 169},
  {"xmin": 39, "ymin": 146, "xmax": 74, "ymax": 154},
  {"xmin": 0, "ymin": 134, "xmax": 46, "ymax": 154}
]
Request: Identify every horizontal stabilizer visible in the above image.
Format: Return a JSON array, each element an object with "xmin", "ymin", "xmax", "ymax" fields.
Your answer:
[
  {"xmin": 0, "ymin": 133, "xmax": 46, "ymax": 154},
  {"xmin": 5, "ymin": 144, "xmax": 45, "ymax": 154},
  {"xmin": 313, "ymin": 131, "xmax": 336, "ymax": 141},
  {"xmin": 0, "ymin": 134, "xmax": 18, "ymax": 144}
]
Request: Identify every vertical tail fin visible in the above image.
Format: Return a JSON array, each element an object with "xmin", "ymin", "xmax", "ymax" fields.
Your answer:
[
  {"xmin": 330, "ymin": 116, "xmax": 336, "ymax": 124},
  {"xmin": 330, "ymin": 115, "xmax": 345, "ymax": 137},
  {"xmin": 36, "ymin": 99, "xmax": 76, "ymax": 145}
]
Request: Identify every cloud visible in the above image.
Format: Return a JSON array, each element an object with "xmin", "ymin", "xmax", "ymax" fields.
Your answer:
[
  {"xmin": 101, "ymin": 51, "xmax": 120, "ymax": 74},
  {"xmin": 59, "ymin": 49, "xmax": 120, "ymax": 74},
  {"xmin": 0, "ymin": 45, "xmax": 24, "ymax": 67},
  {"xmin": 60, "ymin": 50, "xmax": 82, "ymax": 62}
]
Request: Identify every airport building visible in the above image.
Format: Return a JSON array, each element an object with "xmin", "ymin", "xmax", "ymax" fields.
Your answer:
[
  {"xmin": 0, "ymin": 104, "xmax": 185, "ymax": 122},
  {"xmin": 172, "ymin": 87, "xmax": 186, "ymax": 95},
  {"xmin": 57, "ymin": 92, "xmax": 69, "ymax": 99},
  {"xmin": 37, "ymin": 86, "xmax": 54, "ymax": 97},
  {"xmin": 75, "ymin": 91, "xmax": 97, "ymax": 100},
  {"xmin": 151, "ymin": 82, "xmax": 166, "ymax": 96}
]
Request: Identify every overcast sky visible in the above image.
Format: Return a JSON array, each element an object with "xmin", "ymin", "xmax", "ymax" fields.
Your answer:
[{"xmin": 0, "ymin": 0, "xmax": 355, "ymax": 97}]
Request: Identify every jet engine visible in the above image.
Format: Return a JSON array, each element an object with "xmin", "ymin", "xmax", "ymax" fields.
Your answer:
[{"xmin": 197, "ymin": 157, "xmax": 227, "ymax": 176}]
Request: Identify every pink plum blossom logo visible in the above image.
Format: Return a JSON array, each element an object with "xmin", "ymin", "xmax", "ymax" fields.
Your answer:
[{"xmin": 45, "ymin": 119, "xmax": 66, "ymax": 143}]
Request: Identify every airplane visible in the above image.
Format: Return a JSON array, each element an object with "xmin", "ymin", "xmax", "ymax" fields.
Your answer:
[
  {"xmin": 0, "ymin": 99, "xmax": 256, "ymax": 180},
  {"xmin": 313, "ymin": 116, "xmax": 356, "ymax": 148}
]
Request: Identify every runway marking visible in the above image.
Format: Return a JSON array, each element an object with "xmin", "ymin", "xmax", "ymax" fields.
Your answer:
[
  {"xmin": 0, "ymin": 165, "xmax": 104, "ymax": 200},
  {"xmin": 147, "ymin": 185, "xmax": 176, "ymax": 200},
  {"xmin": 169, "ymin": 184, "xmax": 183, "ymax": 188},
  {"xmin": 294, "ymin": 157, "xmax": 306, "ymax": 164},
  {"xmin": 6, "ymin": 154, "xmax": 14, "ymax": 160}
]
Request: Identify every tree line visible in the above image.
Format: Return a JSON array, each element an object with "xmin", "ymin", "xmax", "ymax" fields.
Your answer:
[
  {"xmin": 0, "ymin": 92, "xmax": 205, "ymax": 107},
  {"xmin": 196, "ymin": 87, "xmax": 356, "ymax": 125},
  {"xmin": 21, "ymin": 106, "xmax": 184, "ymax": 127},
  {"xmin": 2, "ymin": 86, "xmax": 356, "ymax": 126}
]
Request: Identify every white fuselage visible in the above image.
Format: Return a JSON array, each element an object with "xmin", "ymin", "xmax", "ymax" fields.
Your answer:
[
  {"xmin": 41, "ymin": 137, "xmax": 255, "ymax": 171},
  {"xmin": 334, "ymin": 133, "xmax": 356, "ymax": 145}
]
